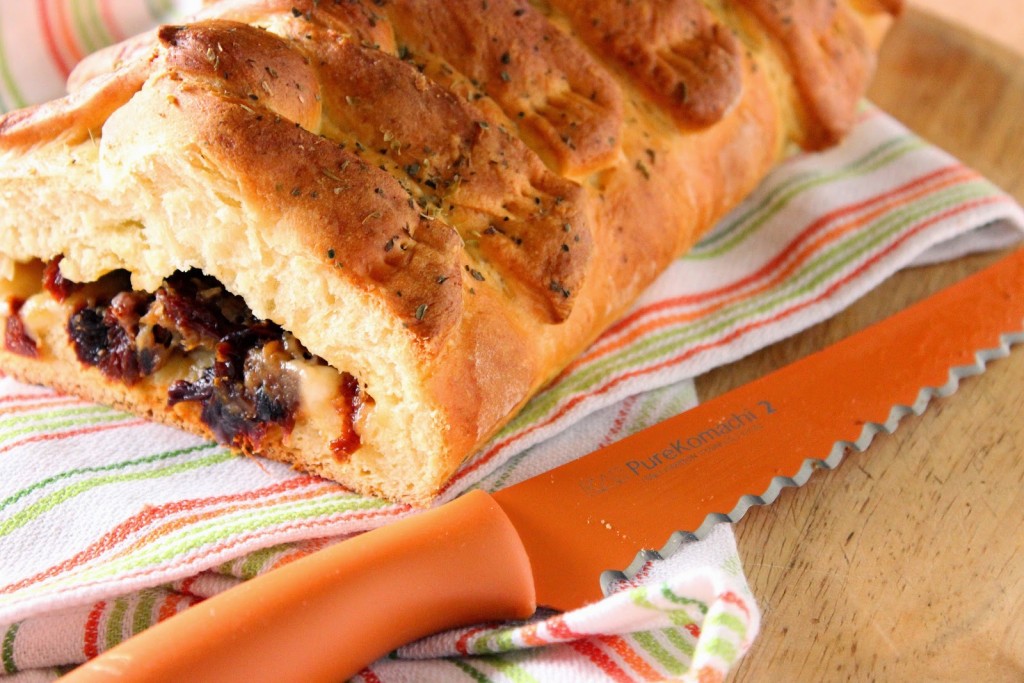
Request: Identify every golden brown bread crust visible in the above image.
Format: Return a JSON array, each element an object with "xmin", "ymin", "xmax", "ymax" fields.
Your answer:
[
  {"xmin": 306, "ymin": 29, "xmax": 594, "ymax": 323},
  {"xmin": 0, "ymin": 0, "xmax": 901, "ymax": 503},
  {"xmin": 550, "ymin": 0, "xmax": 744, "ymax": 129},
  {"xmin": 0, "ymin": 59, "xmax": 150, "ymax": 147},
  {"xmin": 163, "ymin": 71, "xmax": 466, "ymax": 340},
  {"xmin": 375, "ymin": 0, "xmax": 625, "ymax": 177},
  {"xmin": 734, "ymin": 0, "xmax": 880, "ymax": 148}
]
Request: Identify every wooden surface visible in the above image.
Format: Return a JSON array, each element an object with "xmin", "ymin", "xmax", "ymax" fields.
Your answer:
[
  {"xmin": 718, "ymin": 5, "xmax": 1024, "ymax": 681},
  {"xmin": 906, "ymin": 0, "xmax": 1024, "ymax": 54}
]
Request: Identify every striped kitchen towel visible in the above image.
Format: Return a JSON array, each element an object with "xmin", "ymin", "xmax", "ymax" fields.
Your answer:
[{"xmin": 2, "ymin": 2, "xmax": 1024, "ymax": 682}]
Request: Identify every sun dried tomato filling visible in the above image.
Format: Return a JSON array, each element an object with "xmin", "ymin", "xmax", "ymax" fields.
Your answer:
[
  {"xmin": 4, "ymin": 298, "xmax": 38, "ymax": 358},
  {"xmin": 17, "ymin": 259, "xmax": 364, "ymax": 457}
]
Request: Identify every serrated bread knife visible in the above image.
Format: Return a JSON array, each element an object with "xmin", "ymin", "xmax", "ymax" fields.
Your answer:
[{"xmin": 62, "ymin": 248, "xmax": 1024, "ymax": 682}]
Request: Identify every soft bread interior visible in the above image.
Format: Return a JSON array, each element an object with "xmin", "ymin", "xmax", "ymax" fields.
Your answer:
[{"xmin": 0, "ymin": 82, "xmax": 453, "ymax": 502}]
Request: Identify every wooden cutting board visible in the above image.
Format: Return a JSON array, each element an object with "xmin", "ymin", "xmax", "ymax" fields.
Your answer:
[{"xmin": 709, "ymin": 6, "xmax": 1024, "ymax": 680}]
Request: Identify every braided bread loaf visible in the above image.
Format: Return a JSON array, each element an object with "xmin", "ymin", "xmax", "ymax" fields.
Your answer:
[{"xmin": 0, "ymin": 0, "xmax": 901, "ymax": 502}]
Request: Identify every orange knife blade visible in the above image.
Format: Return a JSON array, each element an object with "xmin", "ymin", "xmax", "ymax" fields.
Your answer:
[
  {"xmin": 497, "ymin": 246, "xmax": 1024, "ymax": 611},
  {"xmin": 61, "ymin": 248, "xmax": 1024, "ymax": 683}
]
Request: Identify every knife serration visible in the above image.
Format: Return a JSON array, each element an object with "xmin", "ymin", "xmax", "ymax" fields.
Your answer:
[
  {"xmin": 495, "ymin": 247, "xmax": 1024, "ymax": 611},
  {"xmin": 607, "ymin": 324, "xmax": 1024, "ymax": 593}
]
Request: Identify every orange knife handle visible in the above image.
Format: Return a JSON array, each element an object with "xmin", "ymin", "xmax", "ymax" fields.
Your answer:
[{"xmin": 60, "ymin": 490, "xmax": 537, "ymax": 683}]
